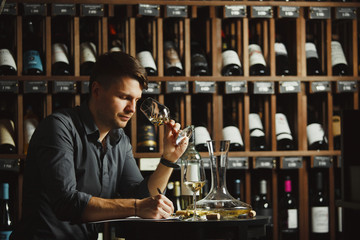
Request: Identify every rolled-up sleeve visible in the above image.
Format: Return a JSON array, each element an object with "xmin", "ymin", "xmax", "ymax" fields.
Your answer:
[{"xmin": 35, "ymin": 115, "xmax": 92, "ymax": 223}]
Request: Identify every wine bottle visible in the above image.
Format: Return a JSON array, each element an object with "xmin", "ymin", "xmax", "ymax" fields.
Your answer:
[
  {"xmin": 0, "ymin": 183, "xmax": 12, "ymax": 240},
  {"xmin": 253, "ymin": 179, "xmax": 273, "ymax": 222},
  {"xmin": 23, "ymin": 106, "xmax": 39, "ymax": 154},
  {"xmin": 332, "ymin": 112, "xmax": 341, "ymax": 150},
  {"xmin": 331, "ymin": 41, "xmax": 349, "ymax": 76},
  {"xmin": 305, "ymin": 42, "xmax": 323, "ymax": 75},
  {"xmin": 173, "ymin": 181, "xmax": 182, "ymax": 211},
  {"xmin": 221, "ymin": 30, "xmax": 243, "ymax": 76},
  {"xmin": 0, "ymin": 20, "xmax": 17, "ymax": 76},
  {"xmin": 180, "ymin": 125, "xmax": 202, "ymax": 209},
  {"xmin": 275, "ymin": 113, "xmax": 295, "ymax": 150},
  {"xmin": 310, "ymin": 172, "xmax": 329, "ymax": 240},
  {"xmin": 51, "ymin": 17, "xmax": 71, "ymax": 76},
  {"xmin": 23, "ymin": 18, "xmax": 44, "ymax": 75},
  {"xmin": 279, "ymin": 176, "xmax": 299, "ymax": 240},
  {"xmin": 275, "ymin": 42, "xmax": 291, "ymax": 76},
  {"xmin": 0, "ymin": 102, "xmax": 16, "ymax": 154},
  {"xmin": 234, "ymin": 179, "xmax": 241, "ymax": 201},
  {"xmin": 108, "ymin": 21, "xmax": 124, "ymax": 52},
  {"xmin": 191, "ymin": 41, "xmax": 209, "ymax": 76},
  {"xmin": 307, "ymin": 105, "xmax": 328, "ymax": 150},
  {"xmin": 249, "ymin": 113, "xmax": 266, "ymax": 151},
  {"xmin": 136, "ymin": 113, "xmax": 157, "ymax": 152},
  {"xmin": 164, "ymin": 41, "xmax": 184, "ymax": 76},
  {"xmin": 80, "ymin": 18, "xmax": 97, "ymax": 76},
  {"xmin": 136, "ymin": 20, "xmax": 157, "ymax": 76},
  {"xmin": 249, "ymin": 44, "xmax": 268, "ymax": 76}
]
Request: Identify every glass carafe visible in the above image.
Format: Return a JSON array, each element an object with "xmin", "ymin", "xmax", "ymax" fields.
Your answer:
[{"xmin": 189, "ymin": 140, "xmax": 252, "ymax": 219}]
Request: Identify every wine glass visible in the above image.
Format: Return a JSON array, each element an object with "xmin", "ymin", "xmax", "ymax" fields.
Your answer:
[
  {"xmin": 183, "ymin": 158, "xmax": 206, "ymax": 221},
  {"xmin": 140, "ymin": 97, "xmax": 192, "ymax": 145}
]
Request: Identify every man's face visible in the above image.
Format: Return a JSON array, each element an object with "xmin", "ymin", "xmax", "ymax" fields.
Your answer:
[{"xmin": 94, "ymin": 77, "xmax": 143, "ymax": 129}]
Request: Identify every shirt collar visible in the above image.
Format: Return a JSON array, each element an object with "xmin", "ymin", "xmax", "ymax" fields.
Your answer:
[{"xmin": 79, "ymin": 101, "xmax": 123, "ymax": 146}]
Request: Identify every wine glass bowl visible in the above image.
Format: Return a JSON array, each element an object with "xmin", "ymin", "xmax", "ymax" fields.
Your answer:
[
  {"xmin": 183, "ymin": 158, "xmax": 206, "ymax": 221},
  {"xmin": 140, "ymin": 97, "xmax": 192, "ymax": 145}
]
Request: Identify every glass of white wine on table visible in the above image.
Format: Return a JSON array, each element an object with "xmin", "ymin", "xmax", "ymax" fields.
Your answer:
[
  {"xmin": 140, "ymin": 97, "xmax": 192, "ymax": 145},
  {"xmin": 183, "ymin": 157, "xmax": 206, "ymax": 221}
]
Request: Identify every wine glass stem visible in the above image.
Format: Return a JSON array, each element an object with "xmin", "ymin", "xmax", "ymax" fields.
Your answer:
[{"xmin": 193, "ymin": 192, "xmax": 197, "ymax": 220}]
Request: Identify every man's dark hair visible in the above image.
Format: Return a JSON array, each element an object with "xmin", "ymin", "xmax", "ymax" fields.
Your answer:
[{"xmin": 89, "ymin": 52, "xmax": 148, "ymax": 96}]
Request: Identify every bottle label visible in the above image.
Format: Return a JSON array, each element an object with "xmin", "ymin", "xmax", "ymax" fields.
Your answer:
[
  {"xmin": 275, "ymin": 113, "xmax": 293, "ymax": 140},
  {"xmin": 0, "ymin": 119, "xmax": 15, "ymax": 146},
  {"xmin": 194, "ymin": 126, "xmax": 211, "ymax": 146},
  {"xmin": 0, "ymin": 231, "xmax": 12, "ymax": 240},
  {"xmin": 274, "ymin": 43, "xmax": 288, "ymax": 57},
  {"xmin": 249, "ymin": 44, "xmax": 266, "ymax": 67},
  {"xmin": 305, "ymin": 43, "xmax": 319, "ymax": 59},
  {"xmin": 136, "ymin": 51, "xmax": 157, "ymax": 71},
  {"xmin": 80, "ymin": 42, "xmax": 97, "ymax": 64},
  {"xmin": 52, "ymin": 43, "xmax": 69, "ymax": 65},
  {"xmin": 249, "ymin": 113, "xmax": 265, "ymax": 137},
  {"xmin": 24, "ymin": 118, "xmax": 38, "ymax": 144},
  {"xmin": 311, "ymin": 206, "xmax": 329, "ymax": 233},
  {"xmin": 23, "ymin": 50, "xmax": 43, "ymax": 72},
  {"xmin": 0, "ymin": 49, "xmax": 17, "ymax": 70},
  {"xmin": 222, "ymin": 126, "xmax": 244, "ymax": 146},
  {"xmin": 306, "ymin": 123, "xmax": 326, "ymax": 145},
  {"xmin": 331, "ymin": 41, "xmax": 348, "ymax": 67},
  {"xmin": 222, "ymin": 50, "xmax": 241, "ymax": 68},
  {"xmin": 288, "ymin": 209, "xmax": 298, "ymax": 229},
  {"xmin": 136, "ymin": 125, "xmax": 157, "ymax": 147},
  {"xmin": 332, "ymin": 115, "xmax": 341, "ymax": 137}
]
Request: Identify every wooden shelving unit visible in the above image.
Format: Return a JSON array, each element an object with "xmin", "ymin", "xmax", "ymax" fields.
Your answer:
[{"xmin": 0, "ymin": 1, "xmax": 359, "ymax": 240}]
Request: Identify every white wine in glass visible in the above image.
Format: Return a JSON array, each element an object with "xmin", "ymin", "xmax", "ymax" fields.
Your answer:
[
  {"xmin": 140, "ymin": 97, "xmax": 192, "ymax": 145},
  {"xmin": 183, "ymin": 159, "xmax": 206, "ymax": 221}
]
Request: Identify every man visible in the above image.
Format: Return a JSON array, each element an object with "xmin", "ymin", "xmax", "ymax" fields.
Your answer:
[{"xmin": 11, "ymin": 52, "xmax": 188, "ymax": 240}]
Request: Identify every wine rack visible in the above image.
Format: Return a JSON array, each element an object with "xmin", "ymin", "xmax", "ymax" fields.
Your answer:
[{"xmin": 0, "ymin": 1, "xmax": 359, "ymax": 240}]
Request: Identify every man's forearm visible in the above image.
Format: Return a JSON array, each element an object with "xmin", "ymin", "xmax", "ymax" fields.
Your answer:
[
  {"xmin": 148, "ymin": 163, "xmax": 174, "ymax": 196},
  {"xmin": 81, "ymin": 196, "xmax": 136, "ymax": 222}
]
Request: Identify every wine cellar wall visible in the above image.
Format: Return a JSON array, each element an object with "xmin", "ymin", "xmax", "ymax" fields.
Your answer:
[{"xmin": 0, "ymin": 1, "xmax": 359, "ymax": 240}]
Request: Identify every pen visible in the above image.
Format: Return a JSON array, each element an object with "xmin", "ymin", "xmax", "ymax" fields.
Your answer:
[{"xmin": 157, "ymin": 188, "xmax": 162, "ymax": 195}]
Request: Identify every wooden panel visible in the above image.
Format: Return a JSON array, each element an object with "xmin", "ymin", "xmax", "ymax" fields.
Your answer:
[
  {"xmin": 157, "ymin": 18, "xmax": 163, "ymax": 76},
  {"xmin": 243, "ymin": 18, "xmax": 249, "ymax": 77},
  {"xmin": 244, "ymin": 94, "xmax": 250, "ymax": 151},
  {"xmin": 102, "ymin": 17, "xmax": 108, "ymax": 54},
  {"xmin": 184, "ymin": 18, "xmax": 191, "ymax": 77},
  {"xmin": 17, "ymin": 94, "xmax": 24, "ymax": 155},
  {"xmin": 73, "ymin": 17, "xmax": 80, "ymax": 76},
  {"xmin": 269, "ymin": 18, "xmax": 275, "ymax": 77},
  {"xmin": 16, "ymin": 16, "xmax": 22, "ymax": 76},
  {"xmin": 299, "ymin": 160, "xmax": 309, "ymax": 240},
  {"xmin": 327, "ymin": 92, "xmax": 334, "ymax": 150},
  {"xmin": 326, "ymin": 19, "xmax": 332, "ymax": 76},
  {"xmin": 270, "ymin": 94, "xmax": 276, "ymax": 151},
  {"xmin": 129, "ymin": 17, "xmax": 136, "ymax": 57},
  {"xmin": 45, "ymin": 16, "xmax": 51, "ymax": 76}
]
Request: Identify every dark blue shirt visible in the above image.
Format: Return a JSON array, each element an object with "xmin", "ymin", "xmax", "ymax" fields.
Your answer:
[{"xmin": 11, "ymin": 102, "xmax": 150, "ymax": 240}]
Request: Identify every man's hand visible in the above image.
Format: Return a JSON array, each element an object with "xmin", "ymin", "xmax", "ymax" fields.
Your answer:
[
  {"xmin": 136, "ymin": 194, "xmax": 174, "ymax": 219},
  {"xmin": 163, "ymin": 119, "xmax": 189, "ymax": 162}
]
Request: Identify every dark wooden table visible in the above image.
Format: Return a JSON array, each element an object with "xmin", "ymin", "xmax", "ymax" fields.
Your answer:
[{"xmin": 113, "ymin": 216, "xmax": 270, "ymax": 240}]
